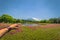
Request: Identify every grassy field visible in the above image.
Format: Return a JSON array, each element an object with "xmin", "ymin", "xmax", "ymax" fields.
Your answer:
[{"xmin": 0, "ymin": 23, "xmax": 60, "ymax": 40}]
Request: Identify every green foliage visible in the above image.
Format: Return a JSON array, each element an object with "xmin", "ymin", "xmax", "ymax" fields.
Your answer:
[
  {"xmin": 40, "ymin": 20, "xmax": 48, "ymax": 23},
  {"xmin": 16, "ymin": 19, "xmax": 21, "ymax": 23},
  {"xmin": 39, "ymin": 18, "xmax": 60, "ymax": 23},
  {"xmin": 49, "ymin": 18, "xmax": 60, "ymax": 23},
  {"xmin": 0, "ymin": 14, "xmax": 14, "ymax": 23},
  {"xmin": 1, "ymin": 26, "xmax": 60, "ymax": 40},
  {"xmin": 0, "ymin": 14, "xmax": 60, "ymax": 23}
]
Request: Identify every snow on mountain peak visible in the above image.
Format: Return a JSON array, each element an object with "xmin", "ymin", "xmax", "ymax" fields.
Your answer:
[{"xmin": 32, "ymin": 18, "xmax": 40, "ymax": 21}]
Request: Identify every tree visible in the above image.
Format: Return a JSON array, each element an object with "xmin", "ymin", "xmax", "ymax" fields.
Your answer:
[
  {"xmin": 16, "ymin": 19, "xmax": 21, "ymax": 23},
  {"xmin": 40, "ymin": 20, "xmax": 48, "ymax": 23},
  {"xmin": 49, "ymin": 18, "xmax": 60, "ymax": 23},
  {"xmin": 0, "ymin": 14, "xmax": 14, "ymax": 23}
]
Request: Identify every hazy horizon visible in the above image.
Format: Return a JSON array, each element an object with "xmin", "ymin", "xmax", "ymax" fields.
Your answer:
[{"xmin": 0, "ymin": 0, "xmax": 60, "ymax": 20}]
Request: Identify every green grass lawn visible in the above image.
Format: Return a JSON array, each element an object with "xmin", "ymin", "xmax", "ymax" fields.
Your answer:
[{"xmin": 0, "ymin": 26, "xmax": 60, "ymax": 40}]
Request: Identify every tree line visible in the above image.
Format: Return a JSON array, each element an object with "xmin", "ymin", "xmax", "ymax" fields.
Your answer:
[{"xmin": 0, "ymin": 14, "xmax": 60, "ymax": 24}]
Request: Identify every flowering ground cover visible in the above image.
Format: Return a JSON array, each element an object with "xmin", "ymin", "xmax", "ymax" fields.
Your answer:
[{"xmin": 0, "ymin": 23, "xmax": 60, "ymax": 40}]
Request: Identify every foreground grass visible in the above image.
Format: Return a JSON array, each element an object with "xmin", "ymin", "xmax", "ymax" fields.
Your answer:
[{"xmin": 0, "ymin": 26, "xmax": 60, "ymax": 40}]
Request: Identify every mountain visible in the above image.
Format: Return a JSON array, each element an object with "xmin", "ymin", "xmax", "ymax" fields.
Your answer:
[{"xmin": 26, "ymin": 18, "xmax": 40, "ymax": 21}]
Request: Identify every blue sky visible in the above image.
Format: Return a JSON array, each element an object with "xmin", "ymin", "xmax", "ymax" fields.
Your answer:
[{"xmin": 0, "ymin": 0, "xmax": 60, "ymax": 19}]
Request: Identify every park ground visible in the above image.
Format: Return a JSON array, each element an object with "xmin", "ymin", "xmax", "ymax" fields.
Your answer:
[{"xmin": 0, "ymin": 23, "xmax": 60, "ymax": 40}]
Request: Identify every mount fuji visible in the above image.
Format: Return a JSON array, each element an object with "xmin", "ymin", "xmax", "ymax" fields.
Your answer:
[{"xmin": 26, "ymin": 18, "xmax": 40, "ymax": 21}]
